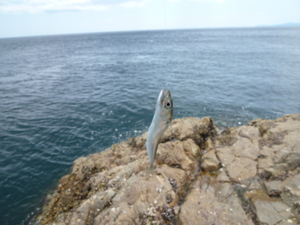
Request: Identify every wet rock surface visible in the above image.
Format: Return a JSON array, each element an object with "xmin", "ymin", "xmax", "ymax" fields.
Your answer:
[{"xmin": 36, "ymin": 114, "xmax": 300, "ymax": 225}]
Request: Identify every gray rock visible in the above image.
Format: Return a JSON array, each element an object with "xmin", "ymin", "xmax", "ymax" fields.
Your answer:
[
  {"xmin": 264, "ymin": 180, "xmax": 282, "ymax": 197},
  {"xmin": 179, "ymin": 175, "xmax": 254, "ymax": 225},
  {"xmin": 254, "ymin": 199, "xmax": 292, "ymax": 225}
]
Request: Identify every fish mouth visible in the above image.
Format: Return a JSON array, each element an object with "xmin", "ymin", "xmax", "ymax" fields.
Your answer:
[{"xmin": 160, "ymin": 89, "xmax": 171, "ymax": 100}]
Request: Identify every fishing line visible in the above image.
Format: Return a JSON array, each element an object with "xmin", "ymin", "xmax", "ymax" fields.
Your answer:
[{"xmin": 163, "ymin": 0, "xmax": 169, "ymax": 89}]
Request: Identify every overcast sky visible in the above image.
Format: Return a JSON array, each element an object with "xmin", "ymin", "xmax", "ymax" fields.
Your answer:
[{"xmin": 1, "ymin": 0, "xmax": 300, "ymax": 38}]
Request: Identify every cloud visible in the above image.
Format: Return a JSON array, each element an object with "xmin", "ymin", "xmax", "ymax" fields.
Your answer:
[
  {"xmin": 0, "ymin": 0, "xmax": 151, "ymax": 13},
  {"xmin": 0, "ymin": 0, "xmax": 106, "ymax": 13},
  {"xmin": 119, "ymin": 0, "xmax": 150, "ymax": 8},
  {"xmin": 168, "ymin": 0, "xmax": 225, "ymax": 2}
]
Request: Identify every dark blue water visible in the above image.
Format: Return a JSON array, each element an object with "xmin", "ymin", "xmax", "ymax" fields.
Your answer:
[{"xmin": 0, "ymin": 27, "xmax": 300, "ymax": 225}]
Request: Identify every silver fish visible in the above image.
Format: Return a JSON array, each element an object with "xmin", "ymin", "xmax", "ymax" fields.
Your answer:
[{"xmin": 146, "ymin": 89, "xmax": 173, "ymax": 169}]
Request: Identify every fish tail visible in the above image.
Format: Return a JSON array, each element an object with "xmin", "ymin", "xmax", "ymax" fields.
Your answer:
[
  {"xmin": 150, "ymin": 161, "xmax": 154, "ymax": 169},
  {"xmin": 149, "ymin": 144, "xmax": 158, "ymax": 169}
]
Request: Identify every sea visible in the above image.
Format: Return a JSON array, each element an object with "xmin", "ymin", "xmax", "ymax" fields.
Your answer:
[{"xmin": 0, "ymin": 27, "xmax": 300, "ymax": 225}]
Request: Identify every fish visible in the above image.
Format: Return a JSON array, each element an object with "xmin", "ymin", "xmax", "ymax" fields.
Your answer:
[{"xmin": 146, "ymin": 89, "xmax": 173, "ymax": 169}]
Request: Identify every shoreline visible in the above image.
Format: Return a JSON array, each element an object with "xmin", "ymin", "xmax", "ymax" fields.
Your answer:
[{"xmin": 35, "ymin": 114, "xmax": 300, "ymax": 225}]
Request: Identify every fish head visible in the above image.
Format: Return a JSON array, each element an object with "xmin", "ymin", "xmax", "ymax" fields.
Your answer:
[{"xmin": 157, "ymin": 89, "xmax": 173, "ymax": 124}]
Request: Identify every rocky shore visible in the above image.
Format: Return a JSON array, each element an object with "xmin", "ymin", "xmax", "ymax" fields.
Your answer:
[{"xmin": 36, "ymin": 114, "xmax": 300, "ymax": 225}]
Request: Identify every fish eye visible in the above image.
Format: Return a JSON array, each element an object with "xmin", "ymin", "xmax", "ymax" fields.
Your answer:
[{"xmin": 165, "ymin": 101, "xmax": 172, "ymax": 109}]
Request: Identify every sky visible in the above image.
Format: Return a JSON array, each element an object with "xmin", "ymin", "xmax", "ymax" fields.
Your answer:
[{"xmin": 0, "ymin": 0, "xmax": 300, "ymax": 38}]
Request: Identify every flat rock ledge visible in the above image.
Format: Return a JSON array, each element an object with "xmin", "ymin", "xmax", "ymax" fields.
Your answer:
[{"xmin": 36, "ymin": 114, "xmax": 300, "ymax": 225}]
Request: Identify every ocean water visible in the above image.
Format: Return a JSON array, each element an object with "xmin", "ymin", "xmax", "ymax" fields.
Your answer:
[{"xmin": 0, "ymin": 27, "xmax": 300, "ymax": 225}]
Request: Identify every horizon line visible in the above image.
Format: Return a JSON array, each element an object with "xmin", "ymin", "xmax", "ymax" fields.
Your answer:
[{"xmin": 1, "ymin": 23, "xmax": 300, "ymax": 40}]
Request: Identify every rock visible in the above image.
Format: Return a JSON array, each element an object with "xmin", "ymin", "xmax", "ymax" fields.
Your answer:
[
  {"xmin": 156, "ymin": 140, "xmax": 194, "ymax": 170},
  {"xmin": 35, "ymin": 114, "xmax": 300, "ymax": 225},
  {"xmin": 216, "ymin": 168, "xmax": 231, "ymax": 182},
  {"xmin": 69, "ymin": 189, "xmax": 116, "ymax": 225},
  {"xmin": 264, "ymin": 180, "xmax": 282, "ymax": 197},
  {"xmin": 201, "ymin": 149, "xmax": 221, "ymax": 172},
  {"xmin": 182, "ymin": 138, "xmax": 202, "ymax": 160},
  {"xmin": 215, "ymin": 126, "xmax": 260, "ymax": 184},
  {"xmin": 179, "ymin": 175, "xmax": 254, "ymax": 225},
  {"xmin": 161, "ymin": 116, "xmax": 217, "ymax": 148},
  {"xmin": 254, "ymin": 199, "xmax": 292, "ymax": 225},
  {"xmin": 281, "ymin": 173, "xmax": 300, "ymax": 222}
]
